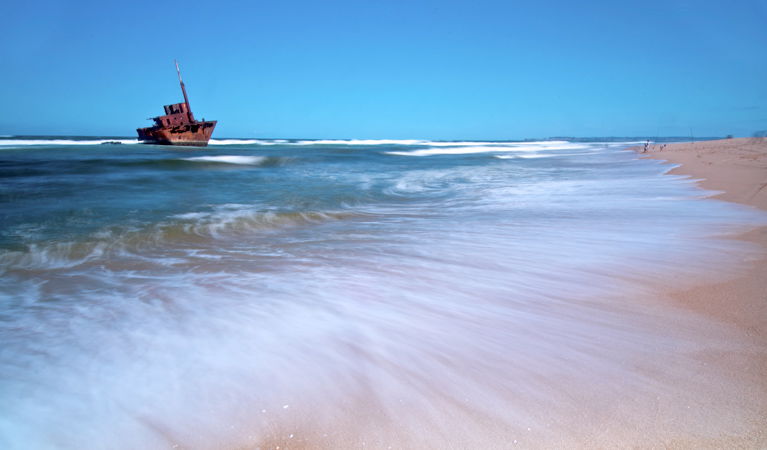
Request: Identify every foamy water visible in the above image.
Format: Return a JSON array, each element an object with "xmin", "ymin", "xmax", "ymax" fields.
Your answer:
[
  {"xmin": 183, "ymin": 155, "xmax": 268, "ymax": 165},
  {"xmin": 0, "ymin": 138, "xmax": 765, "ymax": 448},
  {"xmin": 0, "ymin": 138, "xmax": 140, "ymax": 147}
]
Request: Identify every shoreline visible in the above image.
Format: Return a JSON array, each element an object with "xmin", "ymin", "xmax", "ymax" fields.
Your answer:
[
  {"xmin": 635, "ymin": 137, "xmax": 767, "ymax": 446},
  {"xmin": 638, "ymin": 137, "xmax": 767, "ymax": 209},
  {"xmin": 635, "ymin": 137, "xmax": 766, "ymax": 323}
]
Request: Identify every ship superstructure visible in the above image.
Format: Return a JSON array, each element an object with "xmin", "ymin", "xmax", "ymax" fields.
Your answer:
[{"xmin": 137, "ymin": 61, "xmax": 216, "ymax": 146}]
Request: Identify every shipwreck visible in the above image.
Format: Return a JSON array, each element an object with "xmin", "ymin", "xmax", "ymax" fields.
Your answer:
[{"xmin": 137, "ymin": 61, "xmax": 216, "ymax": 146}]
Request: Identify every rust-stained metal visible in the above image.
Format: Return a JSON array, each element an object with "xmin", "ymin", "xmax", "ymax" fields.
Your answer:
[{"xmin": 137, "ymin": 60, "xmax": 216, "ymax": 147}]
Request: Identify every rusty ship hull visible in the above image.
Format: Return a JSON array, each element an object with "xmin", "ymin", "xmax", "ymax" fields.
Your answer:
[
  {"xmin": 137, "ymin": 121, "xmax": 217, "ymax": 147},
  {"xmin": 137, "ymin": 61, "xmax": 216, "ymax": 147}
]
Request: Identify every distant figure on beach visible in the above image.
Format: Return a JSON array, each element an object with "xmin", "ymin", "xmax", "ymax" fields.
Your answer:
[{"xmin": 643, "ymin": 140, "xmax": 649, "ymax": 153}]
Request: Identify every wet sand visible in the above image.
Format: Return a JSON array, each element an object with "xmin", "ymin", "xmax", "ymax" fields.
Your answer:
[{"xmin": 636, "ymin": 137, "xmax": 767, "ymax": 447}]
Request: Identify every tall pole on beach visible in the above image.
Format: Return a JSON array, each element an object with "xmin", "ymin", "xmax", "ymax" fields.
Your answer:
[{"xmin": 175, "ymin": 60, "xmax": 195, "ymax": 122}]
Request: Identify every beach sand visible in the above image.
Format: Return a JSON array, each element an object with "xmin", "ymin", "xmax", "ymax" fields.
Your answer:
[
  {"xmin": 641, "ymin": 138, "xmax": 767, "ymax": 209},
  {"xmin": 637, "ymin": 137, "xmax": 767, "ymax": 447}
]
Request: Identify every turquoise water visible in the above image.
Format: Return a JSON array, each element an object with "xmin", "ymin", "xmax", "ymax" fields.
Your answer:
[{"xmin": 0, "ymin": 137, "xmax": 764, "ymax": 448}]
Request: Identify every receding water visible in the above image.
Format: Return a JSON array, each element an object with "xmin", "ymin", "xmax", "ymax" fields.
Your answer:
[{"xmin": 0, "ymin": 137, "xmax": 764, "ymax": 448}]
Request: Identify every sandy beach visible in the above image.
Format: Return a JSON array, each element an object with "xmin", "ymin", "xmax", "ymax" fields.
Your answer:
[{"xmin": 637, "ymin": 137, "xmax": 767, "ymax": 447}]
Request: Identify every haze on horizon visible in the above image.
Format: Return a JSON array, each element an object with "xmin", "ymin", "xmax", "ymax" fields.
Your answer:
[{"xmin": 1, "ymin": 0, "xmax": 765, "ymax": 140}]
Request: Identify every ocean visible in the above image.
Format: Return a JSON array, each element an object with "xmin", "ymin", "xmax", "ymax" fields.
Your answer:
[{"xmin": 0, "ymin": 137, "xmax": 764, "ymax": 448}]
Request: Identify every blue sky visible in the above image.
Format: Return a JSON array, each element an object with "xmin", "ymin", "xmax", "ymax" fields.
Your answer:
[{"xmin": 1, "ymin": 0, "xmax": 765, "ymax": 139}]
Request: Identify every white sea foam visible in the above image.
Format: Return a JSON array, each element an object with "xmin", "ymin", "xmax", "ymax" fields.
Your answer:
[
  {"xmin": 0, "ymin": 138, "xmax": 657, "ymax": 150},
  {"xmin": 208, "ymin": 139, "xmax": 281, "ymax": 145},
  {"xmin": 423, "ymin": 140, "xmax": 569, "ymax": 147},
  {"xmin": 208, "ymin": 138, "xmax": 572, "ymax": 147},
  {"xmin": 291, "ymin": 139, "xmax": 579, "ymax": 147},
  {"xmin": 386, "ymin": 142, "xmax": 590, "ymax": 156},
  {"xmin": 496, "ymin": 153, "xmax": 554, "ymax": 159},
  {"xmin": 182, "ymin": 155, "xmax": 267, "ymax": 165},
  {"xmin": 0, "ymin": 139, "xmax": 139, "ymax": 147},
  {"xmin": 171, "ymin": 212, "xmax": 210, "ymax": 220},
  {"xmin": 386, "ymin": 146, "xmax": 516, "ymax": 156},
  {"xmin": 495, "ymin": 151, "xmax": 604, "ymax": 159},
  {"xmin": 293, "ymin": 139, "xmax": 427, "ymax": 146}
]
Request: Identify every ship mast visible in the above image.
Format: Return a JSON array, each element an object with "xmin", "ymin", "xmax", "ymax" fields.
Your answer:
[{"xmin": 175, "ymin": 60, "xmax": 195, "ymax": 123}]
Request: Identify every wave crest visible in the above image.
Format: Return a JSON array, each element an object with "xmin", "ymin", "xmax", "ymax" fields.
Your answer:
[
  {"xmin": 182, "ymin": 155, "xmax": 268, "ymax": 165},
  {"xmin": 0, "ymin": 208, "xmax": 365, "ymax": 272},
  {"xmin": 0, "ymin": 139, "xmax": 139, "ymax": 147}
]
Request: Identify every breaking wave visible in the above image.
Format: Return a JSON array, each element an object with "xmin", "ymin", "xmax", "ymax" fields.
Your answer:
[
  {"xmin": 208, "ymin": 139, "xmax": 287, "ymax": 145},
  {"xmin": 207, "ymin": 139, "xmax": 427, "ymax": 146},
  {"xmin": 204, "ymin": 139, "xmax": 587, "ymax": 147},
  {"xmin": 0, "ymin": 138, "xmax": 139, "ymax": 147},
  {"xmin": 0, "ymin": 138, "xmax": 645, "ymax": 151},
  {"xmin": 424, "ymin": 140, "xmax": 570, "ymax": 147},
  {"xmin": 386, "ymin": 142, "xmax": 592, "ymax": 156},
  {"xmin": 0, "ymin": 207, "xmax": 364, "ymax": 272},
  {"xmin": 182, "ymin": 155, "xmax": 268, "ymax": 165},
  {"xmin": 111, "ymin": 156, "xmax": 288, "ymax": 170},
  {"xmin": 293, "ymin": 139, "xmax": 426, "ymax": 145}
]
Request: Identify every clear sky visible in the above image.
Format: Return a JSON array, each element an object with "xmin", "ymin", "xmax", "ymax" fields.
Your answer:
[{"xmin": 1, "ymin": 0, "xmax": 765, "ymax": 139}]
